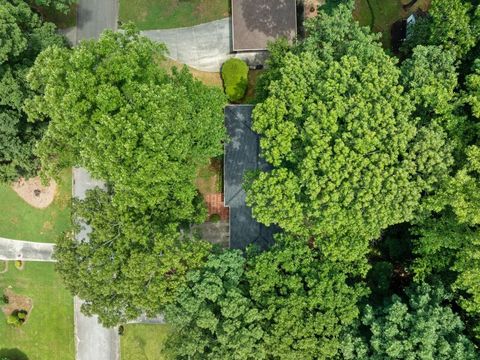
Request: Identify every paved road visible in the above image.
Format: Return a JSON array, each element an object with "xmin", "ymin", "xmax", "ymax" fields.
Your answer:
[
  {"xmin": 72, "ymin": 168, "xmax": 119, "ymax": 360},
  {"xmin": 142, "ymin": 18, "xmax": 268, "ymax": 72},
  {"xmin": 0, "ymin": 238, "xmax": 55, "ymax": 261},
  {"xmin": 73, "ymin": 0, "xmax": 119, "ymax": 357},
  {"xmin": 76, "ymin": 0, "xmax": 118, "ymax": 41}
]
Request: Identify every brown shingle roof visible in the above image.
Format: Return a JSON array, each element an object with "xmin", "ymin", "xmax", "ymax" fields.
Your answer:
[{"xmin": 232, "ymin": 0, "xmax": 297, "ymax": 51}]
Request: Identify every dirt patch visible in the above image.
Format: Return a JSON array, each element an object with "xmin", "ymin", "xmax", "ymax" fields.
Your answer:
[
  {"xmin": 196, "ymin": 158, "xmax": 223, "ymax": 195},
  {"xmin": 2, "ymin": 288, "xmax": 33, "ymax": 323},
  {"xmin": 162, "ymin": 59, "xmax": 223, "ymax": 88},
  {"xmin": 42, "ymin": 221, "xmax": 54, "ymax": 231},
  {"xmin": 304, "ymin": 0, "xmax": 325, "ymax": 19},
  {"xmin": 11, "ymin": 176, "xmax": 57, "ymax": 209}
]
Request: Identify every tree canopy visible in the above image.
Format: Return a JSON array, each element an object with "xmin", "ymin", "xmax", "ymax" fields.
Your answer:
[
  {"xmin": 165, "ymin": 235, "xmax": 368, "ymax": 359},
  {"xmin": 0, "ymin": 0, "xmax": 64, "ymax": 182},
  {"xmin": 33, "ymin": 0, "xmax": 76, "ymax": 13},
  {"xmin": 403, "ymin": 0, "xmax": 480, "ymax": 60},
  {"xmin": 55, "ymin": 188, "xmax": 212, "ymax": 326},
  {"xmin": 26, "ymin": 28, "xmax": 226, "ymax": 217},
  {"xmin": 340, "ymin": 283, "xmax": 478, "ymax": 359},
  {"xmin": 246, "ymin": 2, "xmax": 451, "ymax": 263},
  {"xmin": 26, "ymin": 28, "xmax": 227, "ymax": 325}
]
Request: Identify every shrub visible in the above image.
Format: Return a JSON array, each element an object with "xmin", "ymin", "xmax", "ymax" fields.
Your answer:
[
  {"xmin": 6, "ymin": 310, "xmax": 27, "ymax": 327},
  {"xmin": 14, "ymin": 260, "xmax": 22, "ymax": 269},
  {"xmin": 7, "ymin": 314, "xmax": 21, "ymax": 327},
  {"xmin": 209, "ymin": 214, "xmax": 221, "ymax": 222},
  {"xmin": 221, "ymin": 58, "xmax": 248, "ymax": 102}
]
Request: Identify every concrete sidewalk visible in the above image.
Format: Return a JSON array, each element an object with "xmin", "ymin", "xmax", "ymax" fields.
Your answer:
[{"xmin": 0, "ymin": 238, "xmax": 55, "ymax": 262}]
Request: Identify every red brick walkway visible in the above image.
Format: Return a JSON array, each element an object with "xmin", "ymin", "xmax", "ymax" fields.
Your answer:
[{"xmin": 204, "ymin": 193, "xmax": 229, "ymax": 221}]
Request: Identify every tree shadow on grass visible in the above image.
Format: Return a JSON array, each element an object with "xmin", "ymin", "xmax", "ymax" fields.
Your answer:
[{"xmin": 0, "ymin": 348, "xmax": 29, "ymax": 360}]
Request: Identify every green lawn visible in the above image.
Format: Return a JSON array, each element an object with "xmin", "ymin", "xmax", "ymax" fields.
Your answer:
[
  {"xmin": 119, "ymin": 0, "xmax": 230, "ymax": 30},
  {"xmin": 0, "ymin": 262, "xmax": 74, "ymax": 360},
  {"xmin": 0, "ymin": 168, "xmax": 71, "ymax": 243},
  {"xmin": 353, "ymin": 0, "xmax": 431, "ymax": 48},
  {"xmin": 121, "ymin": 324, "xmax": 170, "ymax": 360}
]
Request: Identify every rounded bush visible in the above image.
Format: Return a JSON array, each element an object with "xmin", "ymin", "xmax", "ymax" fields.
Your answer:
[
  {"xmin": 221, "ymin": 58, "xmax": 249, "ymax": 102},
  {"xmin": 209, "ymin": 213, "xmax": 221, "ymax": 222}
]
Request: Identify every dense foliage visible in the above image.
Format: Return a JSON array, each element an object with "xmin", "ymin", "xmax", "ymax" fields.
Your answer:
[
  {"xmin": 2, "ymin": 0, "xmax": 479, "ymax": 357},
  {"xmin": 26, "ymin": 28, "xmax": 226, "ymax": 216},
  {"xmin": 403, "ymin": 0, "xmax": 480, "ymax": 59},
  {"xmin": 55, "ymin": 189, "xmax": 212, "ymax": 326},
  {"xmin": 165, "ymin": 236, "xmax": 368, "ymax": 359},
  {"xmin": 27, "ymin": 28, "xmax": 226, "ymax": 325},
  {"xmin": 33, "ymin": 0, "xmax": 76, "ymax": 13},
  {"xmin": 161, "ymin": 1, "xmax": 480, "ymax": 357},
  {"xmin": 0, "ymin": 0, "xmax": 64, "ymax": 182},
  {"xmin": 246, "ymin": 2, "xmax": 451, "ymax": 263},
  {"xmin": 341, "ymin": 283, "xmax": 478, "ymax": 359}
]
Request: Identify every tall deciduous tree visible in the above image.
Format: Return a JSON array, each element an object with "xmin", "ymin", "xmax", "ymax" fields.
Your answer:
[
  {"xmin": 340, "ymin": 283, "xmax": 479, "ymax": 359},
  {"xmin": 246, "ymin": 235, "xmax": 368, "ymax": 360},
  {"xmin": 165, "ymin": 236, "xmax": 368, "ymax": 359},
  {"xmin": 403, "ymin": 0, "xmax": 480, "ymax": 60},
  {"xmin": 29, "ymin": 28, "xmax": 226, "ymax": 325},
  {"xmin": 413, "ymin": 146, "xmax": 480, "ymax": 334},
  {"xmin": 25, "ymin": 28, "xmax": 226, "ymax": 218},
  {"xmin": 0, "ymin": 0, "xmax": 64, "ymax": 182},
  {"xmin": 55, "ymin": 188, "xmax": 212, "ymax": 326},
  {"xmin": 246, "ymin": 2, "xmax": 451, "ymax": 262}
]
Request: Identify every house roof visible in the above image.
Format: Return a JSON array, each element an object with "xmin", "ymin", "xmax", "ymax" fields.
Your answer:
[
  {"xmin": 224, "ymin": 105, "xmax": 277, "ymax": 249},
  {"xmin": 231, "ymin": 0, "xmax": 297, "ymax": 51}
]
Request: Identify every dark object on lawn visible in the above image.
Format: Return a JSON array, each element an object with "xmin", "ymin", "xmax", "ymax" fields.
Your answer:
[
  {"xmin": 0, "ymin": 348, "xmax": 28, "ymax": 360},
  {"xmin": 1, "ymin": 294, "xmax": 8, "ymax": 305},
  {"xmin": 6, "ymin": 310, "xmax": 28, "ymax": 327},
  {"xmin": 33, "ymin": 189, "xmax": 41, "ymax": 197},
  {"xmin": 391, "ymin": 19, "xmax": 407, "ymax": 54},
  {"xmin": 249, "ymin": 64, "xmax": 264, "ymax": 70},
  {"xmin": 118, "ymin": 325, "xmax": 124, "ymax": 335},
  {"xmin": 0, "ymin": 348, "xmax": 29, "ymax": 360},
  {"xmin": 402, "ymin": 0, "xmax": 418, "ymax": 11},
  {"xmin": 209, "ymin": 214, "xmax": 221, "ymax": 222}
]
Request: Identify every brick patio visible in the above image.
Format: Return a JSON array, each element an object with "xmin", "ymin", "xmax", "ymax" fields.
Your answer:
[{"xmin": 204, "ymin": 193, "xmax": 229, "ymax": 221}]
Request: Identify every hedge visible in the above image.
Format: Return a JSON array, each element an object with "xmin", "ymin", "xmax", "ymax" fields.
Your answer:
[{"xmin": 221, "ymin": 58, "xmax": 248, "ymax": 102}]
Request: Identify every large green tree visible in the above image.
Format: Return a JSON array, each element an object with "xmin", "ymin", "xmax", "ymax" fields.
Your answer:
[
  {"xmin": 340, "ymin": 283, "xmax": 478, "ymax": 359},
  {"xmin": 246, "ymin": 235, "xmax": 368, "ymax": 359},
  {"xmin": 413, "ymin": 146, "xmax": 480, "ymax": 333},
  {"xmin": 403, "ymin": 0, "xmax": 480, "ymax": 60},
  {"xmin": 164, "ymin": 250, "xmax": 265, "ymax": 360},
  {"xmin": 55, "ymin": 188, "xmax": 212, "ymax": 326},
  {"xmin": 25, "ymin": 28, "xmax": 226, "ymax": 217},
  {"xmin": 165, "ymin": 236, "xmax": 368, "ymax": 359},
  {"xmin": 0, "ymin": 0, "xmax": 64, "ymax": 182},
  {"xmin": 246, "ymin": 3, "xmax": 451, "ymax": 262},
  {"xmin": 28, "ymin": 28, "xmax": 226, "ymax": 325}
]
